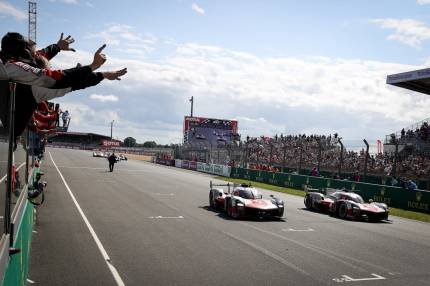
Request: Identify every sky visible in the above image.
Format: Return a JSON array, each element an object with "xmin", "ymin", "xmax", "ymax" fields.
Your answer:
[{"xmin": 1, "ymin": 0, "xmax": 430, "ymax": 149}]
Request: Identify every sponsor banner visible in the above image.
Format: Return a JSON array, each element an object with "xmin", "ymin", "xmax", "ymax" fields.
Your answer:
[
  {"xmin": 195, "ymin": 162, "xmax": 231, "ymax": 177},
  {"xmin": 156, "ymin": 159, "xmax": 175, "ymax": 166},
  {"xmin": 189, "ymin": 161, "xmax": 197, "ymax": 170},
  {"xmin": 181, "ymin": 160, "xmax": 190, "ymax": 169},
  {"xmin": 102, "ymin": 140, "xmax": 121, "ymax": 147}
]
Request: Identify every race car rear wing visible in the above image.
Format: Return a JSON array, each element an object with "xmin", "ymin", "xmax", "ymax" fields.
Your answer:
[
  {"xmin": 210, "ymin": 181, "xmax": 253, "ymax": 194},
  {"xmin": 304, "ymin": 186, "xmax": 341, "ymax": 195}
]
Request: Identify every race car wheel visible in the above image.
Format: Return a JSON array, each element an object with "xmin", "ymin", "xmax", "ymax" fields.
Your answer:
[
  {"xmin": 304, "ymin": 196, "xmax": 313, "ymax": 210},
  {"xmin": 338, "ymin": 203, "xmax": 347, "ymax": 219},
  {"xmin": 227, "ymin": 201, "xmax": 234, "ymax": 218},
  {"xmin": 209, "ymin": 192, "xmax": 215, "ymax": 208}
]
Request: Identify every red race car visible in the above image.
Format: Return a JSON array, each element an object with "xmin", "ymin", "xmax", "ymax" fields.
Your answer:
[
  {"xmin": 209, "ymin": 181, "xmax": 285, "ymax": 219},
  {"xmin": 304, "ymin": 188, "xmax": 389, "ymax": 222}
]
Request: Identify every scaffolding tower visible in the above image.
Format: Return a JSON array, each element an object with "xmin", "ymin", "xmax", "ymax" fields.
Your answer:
[{"xmin": 28, "ymin": 1, "xmax": 37, "ymax": 42}]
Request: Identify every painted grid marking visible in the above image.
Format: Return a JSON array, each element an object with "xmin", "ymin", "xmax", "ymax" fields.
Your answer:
[{"xmin": 49, "ymin": 152, "xmax": 126, "ymax": 286}]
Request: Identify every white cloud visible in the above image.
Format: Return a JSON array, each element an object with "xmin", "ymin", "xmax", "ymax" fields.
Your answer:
[
  {"xmin": 0, "ymin": 1, "xmax": 26, "ymax": 21},
  {"xmin": 51, "ymin": 42, "xmax": 430, "ymax": 145},
  {"xmin": 417, "ymin": 0, "xmax": 430, "ymax": 4},
  {"xmin": 90, "ymin": 94, "xmax": 119, "ymax": 102},
  {"xmin": 371, "ymin": 18, "xmax": 430, "ymax": 48},
  {"xmin": 191, "ymin": 3, "xmax": 205, "ymax": 15},
  {"xmin": 85, "ymin": 24, "xmax": 157, "ymax": 57},
  {"xmin": 49, "ymin": 0, "xmax": 79, "ymax": 4}
]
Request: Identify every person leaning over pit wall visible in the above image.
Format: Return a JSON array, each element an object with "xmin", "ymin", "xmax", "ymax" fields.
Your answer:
[{"xmin": 0, "ymin": 32, "xmax": 127, "ymax": 137}]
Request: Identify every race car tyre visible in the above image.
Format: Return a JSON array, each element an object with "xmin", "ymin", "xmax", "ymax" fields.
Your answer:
[
  {"xmin": 227, "ymin": 200, "xmax": 234, "ymax": 218},
  {"xmin": 209, "ymin": 192, "xmax": 215, "ymax": 208},
  {"xmin": 338, "ymin": 203, "xmax": 347, "ymax": 219},
  {"xmin": 304, "ymin": 196, "xmax": 313, "ymax": 210}
]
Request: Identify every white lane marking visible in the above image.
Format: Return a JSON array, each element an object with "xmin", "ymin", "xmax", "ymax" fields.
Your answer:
[
  {"xmin": 49, "ymin": 152, "xmax": 126, "ymax": 286},
  {"xmin": 0, "ymin": 162, "xmax": 26, "ymax": 183},
  {"xmin": 154, "ymin": 193, "xmax": 175, "ymax": 196},
  {"xmin": 57, "ymin": 166, "xmax": 106, "ymax": 170},
  {"xmin": 239, "ymin": 222, "xmax": 368, "ymax": 272},
  {"xmin": 333, "ymin": 273, "xmax": 386, "ymax": 283},
  {"xmin": 149, "ymin": 216, "xmax": 184, "ymax": 219},
  {"xmin": 283, "ymin": 228, "xmax": 314, "ymax": 232},
  {"xmin": 223, "ymin": 231, "xmax": 310, "ymax": 276}
]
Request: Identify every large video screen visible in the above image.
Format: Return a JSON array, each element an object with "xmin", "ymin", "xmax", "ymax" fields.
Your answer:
[{"xmin": 183, "ymin": 116, "xmax": 238, "ymax": 146}]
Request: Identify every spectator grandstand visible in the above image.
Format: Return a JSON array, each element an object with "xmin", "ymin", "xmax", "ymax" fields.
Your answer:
[{"xmin": 178, "ymin": 132, "xmax": 430, "ymax": 190}]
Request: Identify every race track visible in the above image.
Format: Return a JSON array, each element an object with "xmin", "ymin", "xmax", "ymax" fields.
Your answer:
[{"xmin": 29, "ymin": 148, "xmax": 430, "ymax": 286}]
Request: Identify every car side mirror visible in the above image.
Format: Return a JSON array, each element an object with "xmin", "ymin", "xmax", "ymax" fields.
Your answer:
[{"xmin": 368, "ymin": 199, "xmax": 373, "ymax": 203}]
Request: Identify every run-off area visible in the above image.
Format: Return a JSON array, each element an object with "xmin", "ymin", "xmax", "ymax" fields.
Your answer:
[{"xmin": 28, "ymin": 148, "xmax": 430, "ymax": 286}]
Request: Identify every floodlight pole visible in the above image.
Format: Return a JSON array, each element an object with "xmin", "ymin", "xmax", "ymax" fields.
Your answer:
[
  {"xmin": 190, "ymin": 96, "xmax": 194, "ymax": 117},
  {"xmin": 363, "ymin": 139, "xmax": 370, "ymax": 177},
  {"xmin": 110, "ymin": 121, "xmax": 113, "ymax": 140}
]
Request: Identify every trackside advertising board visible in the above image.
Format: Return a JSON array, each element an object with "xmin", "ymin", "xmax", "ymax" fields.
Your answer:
[
  {"xmin": 183, "ymin": 116, "xmax": 238, "ymax": 146},
  {"xmin": 197, "ymin": 162, "xmax": 231, "ymax": 177}
]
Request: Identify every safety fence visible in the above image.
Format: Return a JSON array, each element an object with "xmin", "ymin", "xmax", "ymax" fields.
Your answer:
[{"xmin": 231, "ymin": 168, "xmax": 430, "ymax": 214}]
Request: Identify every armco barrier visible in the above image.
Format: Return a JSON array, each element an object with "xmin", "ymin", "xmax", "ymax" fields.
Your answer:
[{"xmin": 231, "ymin": 168, "xmax": 430, "ymax": 214}]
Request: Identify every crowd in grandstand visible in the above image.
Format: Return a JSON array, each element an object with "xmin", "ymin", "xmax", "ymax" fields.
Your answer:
[
  {"xmin": 390, "ymin": 121, "xmax": 430, "ymax": 143},
  {"xmin": 242, "ymin": 133, "xmax": 430, "ymax": 182}
]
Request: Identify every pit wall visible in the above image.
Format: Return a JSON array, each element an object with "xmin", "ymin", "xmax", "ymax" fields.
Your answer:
[
  {"xmin": 231, "ymin": 168, "xmax": 430, "ymax": 214},
  {"xmin": 1, "ymin": 200, "xmax": 33, "ymax": 286}
]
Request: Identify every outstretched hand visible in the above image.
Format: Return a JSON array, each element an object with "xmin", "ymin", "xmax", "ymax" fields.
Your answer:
[
  {"xmin": 57, "ymin": 33, "xmax": 76, "ymax": 52},
  {"xmin": 90, "ymin": 44, "xmax": 107, "ymax": 71},
  {"xmin": 102, "ymin": 68, "xmax": 128, "ymax": 80}
]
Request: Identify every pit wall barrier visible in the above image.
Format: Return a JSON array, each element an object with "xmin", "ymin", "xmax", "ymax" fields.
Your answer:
[
  {"xmin": 197, "ymin": 162, "xmax": 231, "ymax": 177},
  {"xmin": 1, "ymin": 200, "xmax": 33, "ymax": 286},
  {"xmin": 1, "ymin": 168, "xmax": 38, "ymax": 286},
  {"xmin": 155, "ymin": 158, "xmax": 175, "ymax": 166},
  {"xmin": 169, "ymin": 159, "xmax": 231, "ymax": 176},
  {"xmin": 231, "ymin": 168, "xmax": 430, "ymax": 214}
]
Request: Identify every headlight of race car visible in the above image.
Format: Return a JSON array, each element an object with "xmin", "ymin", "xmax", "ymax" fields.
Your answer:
[
  {"xmin": 236, "ymin": 202, "xmax": 244, "ymax": 207},
  {"xmin": 379, "ymin": 203, "xmax": 388, "ymax": 210}
]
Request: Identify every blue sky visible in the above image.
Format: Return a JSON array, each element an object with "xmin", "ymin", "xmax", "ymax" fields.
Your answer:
[{"xmin": 1, "ymin": 0, "xmax": 430, "ymax": 149}]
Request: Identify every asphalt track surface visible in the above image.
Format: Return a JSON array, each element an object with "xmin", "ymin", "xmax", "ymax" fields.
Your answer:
[{"xmin": 29, "ymin": 148, "xmax": 430, "ymax": 286}]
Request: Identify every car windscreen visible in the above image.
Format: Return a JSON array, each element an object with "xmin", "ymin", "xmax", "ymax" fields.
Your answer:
[
  {"xmin": 239, "ymin": 189, "xmax": 262, "ymax": 199},
  {"xmin": 348, "ymin": 194, "xmax": 364, "ymax": 203}
]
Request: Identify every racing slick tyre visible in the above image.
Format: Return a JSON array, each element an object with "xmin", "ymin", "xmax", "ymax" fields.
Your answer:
[
  {"xmin": 227, "ymin": 200, "xmax": 237, "ymax": 219},
  {"xmin": 304, "ymin": 195, "xmax": 313, "ymax": 210},
  {"xmin": 209, "ymin": 191, "xmax": 215, "ymax": 208},
  {"xmin": 338, "ymin": 203, "xmax": 347, "ymax": 219}
]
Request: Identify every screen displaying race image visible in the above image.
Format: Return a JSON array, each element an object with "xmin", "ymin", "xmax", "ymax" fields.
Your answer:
[{"xmin": 183, "ymin": 116, "xmax": 238, "ymax": 146}]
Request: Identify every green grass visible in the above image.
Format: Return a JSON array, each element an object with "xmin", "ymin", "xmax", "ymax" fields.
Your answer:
[
  {"xmin": 215, "ymin": 176, "xmax": 430, "ymax": 223},
  {"xmin": 215, "ymin": 176, "xmax": 306, "ymax": 197},
  {"xmin": 389, "ymin": 208, "xmax": 430, "ymax": 223}
]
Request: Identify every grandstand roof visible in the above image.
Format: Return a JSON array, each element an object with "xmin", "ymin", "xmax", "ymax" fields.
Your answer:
[
  {"xmin": 51, "ymin": 132, "xmax": 122, "ymax": 143},
  {"xmin": 387, "ymin": 68, "xmax": 430, "ymax": 95}
]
